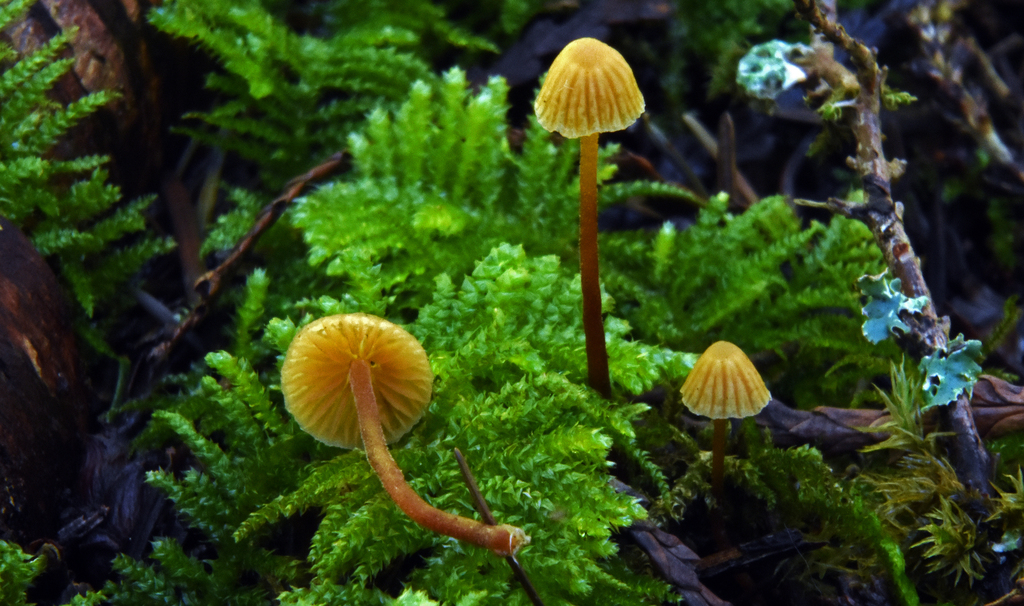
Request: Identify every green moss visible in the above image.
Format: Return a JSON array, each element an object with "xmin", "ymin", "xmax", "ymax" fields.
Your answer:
[
  {"xmin": 602, "ymin": 193, "xmax": 891, "ymax": 408},
  {"xmin": 0, "ymin": 0, "xmax": 170, "ymax": 319},
  {"xmin": 3, "ymin": 1, "xmax": 1017, "ymax": 603},
  {"xmin": 116, "ymin": 245, "xmax": 680, "ymax": 604},
  {"xmin": 0, "ymin": 540, "xmax": 45, "ymax": 606}
]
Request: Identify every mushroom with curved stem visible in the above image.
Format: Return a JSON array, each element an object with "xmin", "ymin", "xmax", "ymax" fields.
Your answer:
[
  {"xmin": 281, "ymin": 313, "xmax": 529, "ymax": 557},
  {"xmin": 679, "ymin": 341, "xmax": 771, "ymax": 502},
  {"xmin": 534, "ymin": 38, "xmax": 645, "ymax": 400}
]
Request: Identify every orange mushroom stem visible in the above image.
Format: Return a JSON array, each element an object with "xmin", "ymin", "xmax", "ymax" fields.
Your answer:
[
  {"xmin": 348, "ymin": 358, "xmax": 526, "ymax": 556},
  {"xmin": 282, "ymin": 314, "xmax": 528, "ymax": 557},
  {"xmin": 578, "ymin": 132, "xmax": 610, "ymax": 398},
  {"xmin": 710, "ymin": 418, "xmax": 728, "ymax": 500}
]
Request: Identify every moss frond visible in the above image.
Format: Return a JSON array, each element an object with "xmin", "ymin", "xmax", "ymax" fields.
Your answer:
[
  {"xmin": 0, "ymin": 2, "xmax": 169, "ymax": 318},
  {"xmin": 603, "ymin": 193, "xmax": 890, "ymax": 408}
]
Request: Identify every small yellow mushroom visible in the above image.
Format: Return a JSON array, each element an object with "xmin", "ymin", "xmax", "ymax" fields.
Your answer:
[
  {"xmin": 282, "ymin": 313, "xmax": 528, "ymax": 557},
  {"xmin": 679, "ymin": 341, "xmax": 771, "ymax": 500}
]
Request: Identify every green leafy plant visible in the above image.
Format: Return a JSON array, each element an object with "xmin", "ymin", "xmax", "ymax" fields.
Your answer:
[
  {"xmin": 112, "ymin": 245, "xmax": 686, "ymax": 604},
  {"xmin": 601, "ymin": 192, "xmax": 889, "ymax": 408},
  {"xmin": 94, "ymin": 66, "xmax": 919, "ymax": 603},
  {"xmin": 740, "ymin": 427, "xmax": 920, "ymax": 606},
  {"xmin": 147, "ymin": 0, "xmax": 503, "ymax": 188},
  {"xmin": 912, "ymin": 497, "xmax": 987, "ymax": 587},
  {"xmin": 988, "ymin": 470, "xmax": 1024, "ymax": 579},
  {"xmin": 857, "ymin": 362, "xmax": 992, "ymax": 604},
  {"xmin": 0, "ymin": 540, "xmax": 45, "ymax": 606},
  {"xmin": 7, "ymin": 2, "xmax": 1010, "ymax": 601},
  {"xmin": 292, "ymin": 67, "xmax": 700, "ymax": 316},
  {"xmin": 0, "ymin": 0, "xmax": 169, "ymax": 320}
]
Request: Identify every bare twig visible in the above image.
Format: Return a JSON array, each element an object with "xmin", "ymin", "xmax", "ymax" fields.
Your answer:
[
  {"xmin": 716, "ymin": 113, "xmax": 738, "ymax": 209},
  {"xmin": 680, "ymin": 112, "xmax": 759, "ymax": 207},
  {"xmin": 453, "ymin": 449, "xmax": 544, "ymax": 606},
  {"xmin": 628, "ymin": 522, "xmax": 731, "ymax": 606},
  {"xmin": 905, "ymin": 3, "xmax": 1024, "ymax": 184},
  {"xmin": 161, "ymin": 175, "xmax": 205, "ymax": 306},
  {"xmin": 146, "ymin": 152, "xmax": 351, "ymax": 367},
  {"xmin": 642, "ymin": 115, "xmax": 709, "ymax": 200},
  {"xmin": 790, "ymin": 0, "xmax": 992, "ymax": 494},
  {"xmin": 985, "ymin": 577, "xmax": 1024, "ymax": 606}
]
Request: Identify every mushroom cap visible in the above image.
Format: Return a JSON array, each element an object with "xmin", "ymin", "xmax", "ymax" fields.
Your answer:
[
  {"xmin": 281, "ymin": 313, "xmax": 433, "ymax": 448},
  {"xmin": 679, "ymin": 341, "xmax": 771, "ymax": 419},
  {"xmin": 534, "ymin": 37, "xmax": 645, "ymax": 139}
]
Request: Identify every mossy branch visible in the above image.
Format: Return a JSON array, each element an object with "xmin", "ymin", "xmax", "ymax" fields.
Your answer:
[{"xmin": 791, "ymin": 0, "xmax": 992, "ymax": 495}]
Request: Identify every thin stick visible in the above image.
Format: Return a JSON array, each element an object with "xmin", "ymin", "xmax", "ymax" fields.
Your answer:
[
  {"xmin": 350, "ymin": 360, "xmax": 527, "ymax": 557},
  {"xmin": 146, "ymin": 152, "xmax": 351, "ymax": 371},
  {"xmin": 454, "ymin": 448, "xmax": 545, "ymax": 606},
  {"xmin": 681, "ymin": 112, "xmax": 759, "ymax": 207},
  {"xmin": 641, "ymin": 115, "xmax": 709, "ymax": 200},
  {"xmin": 716, "ymin": 113, "xmax": 737, "ymax": 209},
  {"xmin": 579, "ymin": 133, "xmax": 611, "ymax": 399}
]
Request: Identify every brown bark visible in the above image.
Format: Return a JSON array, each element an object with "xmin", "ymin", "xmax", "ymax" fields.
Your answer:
[
  {"xmin": 0, "ymin": 216, "xmax": 89, "ymax": 544},
  {"xmin": 1, "ymin": 0, "xmax": 163, "ymax": 197}
]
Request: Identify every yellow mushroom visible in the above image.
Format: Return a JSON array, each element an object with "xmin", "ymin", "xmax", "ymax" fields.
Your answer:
[
  {"xmin": 282, "ymin": 313, "xmax": 528, "ymax": 557},
  {"xmin": 534, "ymin": 38, "xmax": 645, "ymax": 399},
  {"xmin": 679, "ymin": 341, "xmax": 771, "ymax": 500}
]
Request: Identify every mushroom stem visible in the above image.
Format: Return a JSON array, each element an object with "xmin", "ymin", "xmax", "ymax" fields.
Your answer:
[
  {"xmin": 349, "ymin": 359, "xmax": 528, "ymax": 557},
  {"xmin": 579, "ymin": 132, "xmax": 611, "ymax": 399},
  {"xmin": 711, "ymin": 418, "xmax": 727, "ymax": 502}
]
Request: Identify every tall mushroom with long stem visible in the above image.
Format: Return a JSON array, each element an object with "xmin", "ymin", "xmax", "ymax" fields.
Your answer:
[
  {"xmin": 534, "ymin": 38, "xmax": 645, "ymax": 399},
  {"xmin": 281, "ymin": 313, "xmax": 529, "ymax": 557},
  {"xmin": 679, "ymin": 341, "xmax": 771, "ymax": 501}
]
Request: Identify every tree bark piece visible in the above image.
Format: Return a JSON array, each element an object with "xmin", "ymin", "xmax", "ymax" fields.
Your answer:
[
  {"xmin": 1, "ymin": 0, "xmax": 162, "ymax": 196},
  {"xmin": 756, "ymin": 376, "xmax": 1024, "ymax": 458},
  {"xmin": 0, "ymin": 216, "xmax": 89, "ymax": 544},
  {"xmin": 628, "ymin": 522, "xmax": 732, "ymax": 606}
]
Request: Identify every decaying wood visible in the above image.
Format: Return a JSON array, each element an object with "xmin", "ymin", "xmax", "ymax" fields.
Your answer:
[
  {"xmin": 756, "ymin": 376, "xmax": 1024, "ymax": 457},
  {"xmin": 756, "ymin": 400, "xmax": 887, "ymax": 456},
  {"xmin": 0, "ymin": 216, "xmax": 89, "ymax": 544},
  {"xmin": 628, "ymin": 522, "xmax": 732, "ymax": 606},
  {"xmin": 0, "ymin": 0, "xmax": 163, "ymax": 197}
]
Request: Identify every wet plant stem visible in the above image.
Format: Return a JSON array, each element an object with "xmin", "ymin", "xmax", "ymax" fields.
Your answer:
[
  {"xmin": 579, "ymin": 132, "xmax": 611, "ymax": 399},
  {"xmin": 349, "ymin": 359, "xmax": 528, "ymax": 556},
  {"xmin": 454, "ymin": 449, "xmax": 546, "ymax": 606}
]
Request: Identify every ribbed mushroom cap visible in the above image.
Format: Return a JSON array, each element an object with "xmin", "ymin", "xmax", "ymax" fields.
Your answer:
[
  {"xmin": 679, "ymin": 341, "xmax": 771, "ymax": 419},
  {"xmin": 534, "ymin": 37, "xmax": 645, "ymax": 139},
  {"xmin": 281, "ymin": 313, "xmax": 433, "ymax": 448}
]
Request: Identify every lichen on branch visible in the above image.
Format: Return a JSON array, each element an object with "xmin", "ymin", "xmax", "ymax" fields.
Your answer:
[{"xmin": 790, "ymin": 0, "xmax": 991, "ymax": 495}]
